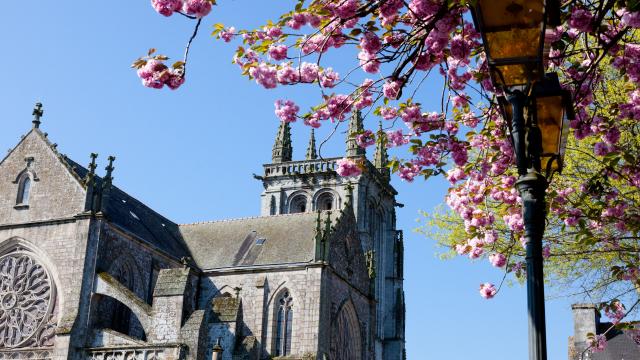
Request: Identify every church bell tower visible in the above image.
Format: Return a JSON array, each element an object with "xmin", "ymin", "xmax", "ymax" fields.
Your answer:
[{"xmin": 258, "ymin": 113, "xmax": 406, "ymax": 360}]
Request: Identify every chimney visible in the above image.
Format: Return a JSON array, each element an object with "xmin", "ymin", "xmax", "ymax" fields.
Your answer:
[{"xmin": 571, "ymin": 303, "xmax": 600, "ymax": 358}]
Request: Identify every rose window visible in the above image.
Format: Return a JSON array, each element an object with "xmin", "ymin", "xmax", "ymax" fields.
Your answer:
[{"xmin": 0, "ymin": 252, "xmax": 53, "ymax": 348}]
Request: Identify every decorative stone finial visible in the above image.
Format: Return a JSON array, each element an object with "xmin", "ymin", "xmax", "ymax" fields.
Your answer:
[
  {"xmin": 346, "ymin": 111, "xmax": 365, "ymax": 157},
  {"xmin": 306, "ymin": 129, "xmax": 318, "ymax": 160},
  {"xmin": 104, "ymin": 156, "xmax": 116, "ymax": 184},
  {"xmin": 84, "ymin": 153, "xmax": 99, "ymax": 213},
  {"xmin": 272, "ymin": 122, "xmax": 293, "ymax": 163},
  {"xmin": 374, "ymin": 121, "xmax": 390, "ymax": 180},
  {"xmin": 32, "ymin": 103, "xmax": 43, "ymax": 129},
  {"xmin": 88, "ymin": 153, "xmax": 98, "ymax": 174}
]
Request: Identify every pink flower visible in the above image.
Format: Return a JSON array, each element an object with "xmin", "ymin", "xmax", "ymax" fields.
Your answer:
[
  {"xmin": 569, "ymin": 8, "xmax": 593, "ymax": 33},
  {"xmin": 358, "ymin": 51, "xmax": 380, "ymax": 73},
  {"xmin": 446, "ymin": 167, "xmax": 466, "ymax": 184},
  {"xmin": 479, "ymin": 283, "xmax": 497, "ymax": 299},
  {"xmin": 264, "ymin": 26, "xmax": 283, "ymax": 39},
  {"xmin": 594, "ymin": 141, "xmax": 613, "ymax": 156},
  {"xmin": 489, "ymin": 253, "xmax": 507, "ymax": 268},
  {"xmin": 360, "ymin": 32, "xmax": 382, "ymax": 54},
  {"xmin": 356, "ymin": 130, "xmax": 376, "ymax": 148},
  {"xmin": 325, "ymin": 94, "xmax": 353, "ymax": 121},
  {"xmin": 542, "ymin": 245, "xmax": 551, "ymax": 259},
  {"xmin": 618, "ymin": 8, "xmax": 640, "ymax": 28},
  {"xmin": 380, "ymin": 107, "xmax": 398, "ymax": 120},
  {"xmin": 165, "ymin": 71, "xmax": 185, "ymax": 90},
  {"xmin": 469, "ymin": 246, "xmax": 484, "ymax": 259},
  {"xmin": 249, "ymin": 63, "xmax": 278, "ymax": 89},
  {"xmin": 220, "ymin": 27, "xmax": 235, "ymax": 42},
  {"xmin": 320, "ymin": 68, "xmax": 339, "ymax": 88},
  {"xmin": 590, "ymin": 334, "xmax": 607, "ymax": 352},
  {"xmin": 299, "ymin": 62, "xmax": 319, "ymax": 83},
  {"xmin": 151, "ymin": 0, "xmax": 182, "ymax": 16},
  {"xmin": 276, "ymin": 64, "xmax": 299, "ymax": 85},
  {"xmin": 138, "ymin": 59, "xmax": 173, "ymax": 89},
  {"xmin": 268, "ymin": 45, "xmax": 288, "ymax": 60},
  {"xmin": 336, "ymin": 158, "xmax": 362, "ymax": 177},
  {"xmin": 182, "ymin": 0, "xmax": 212, "ymax": 18},
  {"xmin": 386, "ymin": 130, "xmax": 407, "ymax": 147},
  {"xmin": 383, "ymin": 79, "xmax": 402, "ymax": 100},
  {"xmin": 605, "ymin": 301, "xmax": 625, "ymax": 324},
  {"xmin": 274, "ymin": 99, "xmax": 299, "ymax": 123}
]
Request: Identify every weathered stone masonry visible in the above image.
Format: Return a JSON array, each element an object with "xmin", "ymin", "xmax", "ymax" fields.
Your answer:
[{"xmin": 0, "ymin": 109, "xmax": 405, "ymax": 359}]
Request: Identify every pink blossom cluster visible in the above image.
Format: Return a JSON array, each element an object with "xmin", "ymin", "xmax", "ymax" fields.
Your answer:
[
  {"xmin": 286, "ymin": 12, "xmax": 321, "ymax": 30},
  {"xmin": 398, "ymin": 164, "xmax": 421, "ymax": 182},
  {"xmin": 569, "ymin": 8, "xmax": 594, "ymax": 32},
  {"xmin": 604, "ymin": 301, "xmax": 625, "ymax": 324},
  {"xmin": 619, "ymin": 90, "xmax": 640, "ymax": 121},
  {"xmin": 489, "ymin": 253, "xmax": 506, "ymax": 268},
  {"xmin": 479, "ymin": 283, "xmax": 497, "ymax": 299},
  {"xmin": 386, "ymin": 130, "xmax": 408, "ymax": 147},
  {"xmin": 590, "ymin": 334, "xmax": 607, "ymax": 352},
  {"xmin": 324, "ymin": 0, "xmax": 360, "ymax": 19},
  {"xmin": 151, "ymin": 0, "xmax": 212, "ymax": 18},
  {"xmin": 137, "ymin": 60, "xmax": 185, "ymax": 90},
  {"xmin": 243, "ymin": 61, "xmax": 342, "ymax": 90},
  {"xmin": 336, "ymin": 158, "xmax": 361, "ymax": 177},
  {"xmin": 356, "ymin": 130, "xmax": 375, "ymax": 148},
  {"xmin": 220, "ymin": 27, "xmax": 235, "ymax": 42},
  {"xmin": 274, "ymin": 99, "xmax": 299, "ymax": 123},
  {"xmin": 618, "ymin": 8, "xmax": 640, "ymax": 28}
]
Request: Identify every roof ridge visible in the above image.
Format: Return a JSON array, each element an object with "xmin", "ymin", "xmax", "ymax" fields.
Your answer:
[{"xmin": 179, "ymin": 211, "xmax": 326, "ymax": 226}]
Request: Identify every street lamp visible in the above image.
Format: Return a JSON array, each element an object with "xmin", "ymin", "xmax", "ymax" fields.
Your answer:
[{"xmin": 471, "ymin": 2, "xmax": 573, "ymax": 360}]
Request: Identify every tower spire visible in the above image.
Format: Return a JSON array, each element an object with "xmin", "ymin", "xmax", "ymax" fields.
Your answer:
[
  {"xmin": 272, "ymin": 121, "xmax": 293, "ymax": 163},
  {"xmin": 346, "ymin": 111, "xmax": 365, "ymax": 157},
  {"xmin": 32, "ymin": 102, "xmax": 43, "ymax": 129},
  {"xmin": 374, "ymin": 121, "xmax": 390, "ymax": 180},
  {"xmin": 306, "ymin": 128, "xmax": 318, "ymax": 160}
]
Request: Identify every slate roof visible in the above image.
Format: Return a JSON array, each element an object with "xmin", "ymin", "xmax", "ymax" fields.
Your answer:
[
  {"xmin": 62, "ymin": 156, "xmax": 192, "ymax": 260},
  {"xmin": 179, "ymin": 213, "xmax": 321, "ymax": 270},
  {"xmin": 592, "ymin": 324, "xmax": 640, "ymax": 360}
]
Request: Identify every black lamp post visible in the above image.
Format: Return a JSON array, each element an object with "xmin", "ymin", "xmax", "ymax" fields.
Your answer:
[{"xmin": 471, "ymin": 2, "xmax": 574, "ymax": 360}]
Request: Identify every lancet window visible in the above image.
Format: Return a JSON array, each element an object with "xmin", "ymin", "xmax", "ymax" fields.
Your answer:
[{"xmin": 274, "ymin": 290, "xmax": 293, "ymax": 356}]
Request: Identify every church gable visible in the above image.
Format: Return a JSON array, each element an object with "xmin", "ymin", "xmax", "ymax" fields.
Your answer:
[{"xmin": 0, "ymin": 129, "xmax": 87, "ymax": 224}]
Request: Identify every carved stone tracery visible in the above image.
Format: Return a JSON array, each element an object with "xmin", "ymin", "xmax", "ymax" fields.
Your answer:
[{"xmin": 0, "ymin": 252, "xmax": 55, "ymax": 349}]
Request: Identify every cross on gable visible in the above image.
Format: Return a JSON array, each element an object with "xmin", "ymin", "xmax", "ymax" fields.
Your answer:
[{"xmin": 32, "ymin": 103, "xmax": 43, "ymax": 128}]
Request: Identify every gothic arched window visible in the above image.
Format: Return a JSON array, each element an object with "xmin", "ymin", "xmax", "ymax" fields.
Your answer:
[
  {"xmin": 274, "ymin": 290, "xmax": 293, "ymax": 356},
  {"xmin": 316, "ymin": 192, "xmax": 335, "ymax": 211},
  {"xmin": 289, "ymin": 195, "xmax": 307, "ymax": 213},
  {"xmin": 16, "ymin": 176, "xmax": 31, "ymax": 205}
]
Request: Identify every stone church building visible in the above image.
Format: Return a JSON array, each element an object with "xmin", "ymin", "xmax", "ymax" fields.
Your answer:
[{"xmin": 0, "ymin": 105, "xmax": 405, "ymax": 360}]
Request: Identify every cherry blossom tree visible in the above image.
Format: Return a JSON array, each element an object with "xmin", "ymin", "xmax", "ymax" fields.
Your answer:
[{"xmin": 133, "ymin": 0, "xmax": 640, "ymax": 350}]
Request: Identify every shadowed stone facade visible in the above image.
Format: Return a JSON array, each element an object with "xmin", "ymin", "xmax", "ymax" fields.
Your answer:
[{"xmin": 0, "ymin": 108, "xmax": 405, "ymax": 359}]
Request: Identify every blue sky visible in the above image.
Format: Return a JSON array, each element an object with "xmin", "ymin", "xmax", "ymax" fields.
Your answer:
[{"xmin": 0, "ymin": 1, "xmax": 578, "ymax": 358}]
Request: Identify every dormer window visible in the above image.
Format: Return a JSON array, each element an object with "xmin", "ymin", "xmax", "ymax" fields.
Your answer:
[{"xmin": 16, "ymin": 176, "xmax": 32, "ymax": 206}]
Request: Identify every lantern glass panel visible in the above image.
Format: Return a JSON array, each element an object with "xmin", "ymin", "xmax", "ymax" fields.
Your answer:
[
  {"xmin": 485, "ymin": 28, "xmax": 541, "ymax": 59},
  {"xmin": 536, "ymin": 95, "xmax": 565, "ymax": 172},
  {"xmin": 492, "ymin": 64, "xmax": 533, "ymax": 87},
  {"xmin": 478, "ymin": 0, "xmax": 545, "ymax": 29}
]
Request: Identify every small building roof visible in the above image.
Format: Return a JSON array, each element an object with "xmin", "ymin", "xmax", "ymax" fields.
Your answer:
[{"xmin": 179, "ymin": 213, "xmax": 321, "ymax": 270}]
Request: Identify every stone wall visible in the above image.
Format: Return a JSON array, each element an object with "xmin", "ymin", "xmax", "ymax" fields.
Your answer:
[
  {"xmin": 200, "ymin": 266, "xmax": 323, "ymax": 360},
  {"xmin": 0, "ymin": 218, "xmax": 94, "ymax": 360},
  {"xmin": 319, "ymin": 268, "xmax": 374, "ymax": 360}
]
